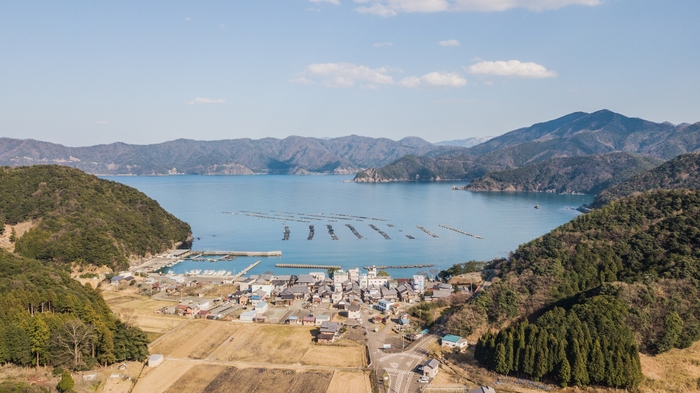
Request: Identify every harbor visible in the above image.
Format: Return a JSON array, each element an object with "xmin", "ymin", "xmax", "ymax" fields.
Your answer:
[{"xmin": 275, "ymin": 263, "xmax": 342, "ymax": 269}]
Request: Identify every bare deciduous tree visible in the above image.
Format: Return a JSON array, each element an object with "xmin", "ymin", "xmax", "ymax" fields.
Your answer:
[{"xmin": 52, "ymin": 319, "xmax": 95, "ymax": 369}]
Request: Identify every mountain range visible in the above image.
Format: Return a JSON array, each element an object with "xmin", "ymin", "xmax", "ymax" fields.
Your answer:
[
  {"xmin": 0, "ymin": 135, "xmax": 463, "ymax": 176},
  {"xmin": 354, "ymin": 110, "xmax": 700, "ymax": 182}
]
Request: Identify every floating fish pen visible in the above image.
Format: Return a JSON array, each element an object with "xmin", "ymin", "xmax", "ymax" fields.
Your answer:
[
  {"xmin": 387, "ymin": 224, "xmax": 394, "ymax": 227},
  {"xmin": 327, "ymin": 224, "xmax": 339, "ymax": 240},
  {"xmin": 363, "ymin": 264, "xmax": 433, "ymax": 269},
  {"xmin": 416, "ymin": 225, "xmax": 439, "ymax": 238},
  {"xmin": 276, "ymin": 263, "xmax": 342, "ymax": 269},
  {"xmin": 282, "ymin": 226, "xmax": 290, "ymax": 241},
  {"xmin": 369, "ymin": 224, "xmax": 391, "ymax": 240},
  {"xmin": 345, "ymin": 224, "xmax": 363, "ymax": 239},
  {"xmin": 439, "ymin": 224, "xmax": 483, "ymax": 239},
  {"xmin": 406, "ymin": 235, "xmax": 415, "ymax": 239},
  {"xmin": 307, "ymin": 225, "xmax": 315, "ymax": 240}
]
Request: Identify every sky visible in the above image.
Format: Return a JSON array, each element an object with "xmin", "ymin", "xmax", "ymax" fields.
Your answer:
[{"xmin": 1, "ymin": 0, "xmax": 699, "ymax": 146}]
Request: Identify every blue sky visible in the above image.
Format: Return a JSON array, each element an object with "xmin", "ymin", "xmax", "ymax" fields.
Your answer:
[{"xmin": 1, "ymin": 0, "xmax": 698, "ymax": 146}]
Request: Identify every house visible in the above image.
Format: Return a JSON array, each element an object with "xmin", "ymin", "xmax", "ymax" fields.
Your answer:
[
  {"xmin": 296, "ymin": 274, "xmax": 316, "ymax": 288},
  {"xmin": 251, "ymin": 280, "xmax": 273, "ymax": 296},
  {"xmin": 283, "ymin": 285, "xmax": 310, "ymax": 301},
  {"xmin": 230, "ymin": 291, "xmax": 249, "ymax": 305},
  {"xmin": 346, "ymin": 304, "xmax": 361, "ymax": 319},
  {"xmin": 441, "ymin": 334, "xmax": 468, "ymax": 349},
  {"xmin": 249, "ymin": 289, "xmax": 268, "ymax": 306},
  {"xmin": 147, "ymin": 354, "xmax": 164, "ymax": 367},
  {"xmin": 315, "ymin": 314, "xmax": 331, "ymax": 326},
  {"xmin": 376, "ymin": 299, "xmax": 395, "ymax": 313},
  {"xmin": 110, "ymin": 275, "xmax": 123, "ymax": 285},
  {"xmin": 175, "ymin": 304, "xmax": 193, "ymax": 316},
  {"xmin": 309, "ymin": 272, "xmax": 326, "ymax": 282},
  {"xmin": 422, "ymin": 358, "xmax": 440, "ymax": 378},
  {"xmin": 253, "ymin": 315, "xmax": 267, "ymax": 323},
  {"xmin": 286, "ymin": 315, "xmax": 300, "ymax": 324},
  {"xmin": 196, "ymin": 310, "xmax": 210, "ymax": 319},
  {"xmin": 468, "ymin": 387, "xmax": 496, "ymax": 393},
  {"xmin": 332, "ymin": 269, "xmax": 349, "ymax": 285},
  {"xmin": 317, "ymin": 331, "xmax": 336, "ymax": 344},
  {"xmin": 331, "ymin": 290, "xmax": 343, "ymax": 304},
  {"xmin": 380, "ymin": 287, "xmax": 398, "ymax": 301},
  {"xmin": 318, "ymin": 321, "xmax": 343, "ymax": 344},
  {"xmin": 239, "ymin": 310, "xmax": 257, "ymax": 322},
  {"xmin": 431, "ymin": 289, "xmax": 453, "ymax": 300},
  {"xmin": 238, "ymin": 278, "xmax": 256, "ymax": 292},
  {"xmin": 302, "ymin": 315, "xmax": 316, "ymax": 326},
  {"xmin": 255, "ymin": 301, "xmax": 268, "ymax": 314},
  {"xmin": 398, "ymin": 313, "xmax": 410, "ymax": 325}
]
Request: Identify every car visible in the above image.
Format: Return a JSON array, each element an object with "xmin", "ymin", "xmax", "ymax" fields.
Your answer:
[{"xmin": 418, "ymin": 377, "xmax": 429, "ymax": 383}]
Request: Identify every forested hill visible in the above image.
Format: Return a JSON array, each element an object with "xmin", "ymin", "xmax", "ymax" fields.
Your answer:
[
  {"xmin": 459, "ymin": 153, "xmax": 661, "ymax": 194},
  {"xmin": 448, "ymin": 189, "xmax": 700, "ymax": 388},
  {"xmin": 0, "ymin": 249, "xmax": 149, "ymax": 368},
  {"xmin": 592, "ymin": 152, "xmax": 700, "ymax": 207},
  {"xmin": 354, "ymin": 110, "xmax": 700, "ymax": 182},
  {"xmin": 0, "ymin": 135, "xmax": 462, "ymax": 175},
  {"xmin": 0, "ymin": 165, "xmax": 191, "ymax": 270}
]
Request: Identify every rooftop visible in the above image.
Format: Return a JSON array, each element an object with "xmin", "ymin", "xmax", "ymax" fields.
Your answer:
[{"xmin": 442, "ymin": 334, "xmax": 463, "ymax": 343}]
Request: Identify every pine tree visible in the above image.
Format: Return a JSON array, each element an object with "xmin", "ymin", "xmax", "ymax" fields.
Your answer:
[
  {"xmin": 29, "ymin": 315, "xmax": 51, "ymax": 366},
  {"xmin": 557, "ymin": 357, "xmax": 571, "ymax": 388},
  {"xmin": 588, "ymin": 339, "xmax": 605, "ymax": 383},
  {"xmin": 533, "ymin": 330, "xmax": 549, "ymax": 381},
  {"xmin": 494, "ymin": 343, "xmax": 509, "ymax": 375},
  {"xmin": 505, "ymin": 331, "xmax": 514, "ymax": 374},
  {"xmin": 571, "ymin": 338, "xmax": 589, "ymax": 386}
]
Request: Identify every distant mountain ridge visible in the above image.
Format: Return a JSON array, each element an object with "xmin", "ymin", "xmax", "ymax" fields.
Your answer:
[
  {"xmin": 0, "ymin": 135, "xmax": 464, "ymax": 176},
  {"xmin": 434, "ymin": 136, "xmax": 493, "ymax": 148},
  {"xmin": 354, "ymin": 110, "xmax": 700, "ymax": 182}
]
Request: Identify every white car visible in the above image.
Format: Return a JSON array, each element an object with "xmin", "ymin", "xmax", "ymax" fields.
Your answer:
[{"xmin": 418, "ymin": 377, "xmax": 429, "ymax": 383}]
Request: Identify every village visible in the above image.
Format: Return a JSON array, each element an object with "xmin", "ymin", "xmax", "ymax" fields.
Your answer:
[{"xmin": 98, "ymin": 254, "xmax": 499, "ymax": 393}]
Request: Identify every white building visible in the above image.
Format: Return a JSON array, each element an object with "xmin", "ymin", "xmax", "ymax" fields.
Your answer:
[
  {"xmin": 348, "ymin": 268, "xmax": 359, "ymax": 282},
  {"xmin": 413, "ymin": 275, "xmax": 425, "ymax": 292}
]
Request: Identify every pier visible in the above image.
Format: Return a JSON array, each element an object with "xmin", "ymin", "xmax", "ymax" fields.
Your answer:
[
  {"xmin": 327, "ymin": 224, "xmax": 339, "ymax": 240},
  {"xmin": 276, "ymin": 263, "xmax": 342, "ymax": 269},
  {"xmin": 439, "ymin": 224, "xmax": 483, "ymax": 239},
  {"xmin": 369, "ymin": 224, "xmax": 391, "ymax": 240},
  {"xmin": 345, "ymin": 224, "xmax": 364, "ymax": 239},
  {"xmin": 233, "ymin": 260, "xmax": 261, "ymax": 278},
  {"xmin": 363, "ymin": 264, "xmax": 433, "ymax": 269},
  {"xmin": 189, "ymin": 250, "xmax": 282, "ymax": 257},
  {"xmin": 416, "ymin": 225, "xmax": 439, "ymax": 238}
]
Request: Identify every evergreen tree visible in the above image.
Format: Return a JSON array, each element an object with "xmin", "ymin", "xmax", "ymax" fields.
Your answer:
[
  {"xmin": 494, "ymin": 343, "xmax": 509, "ymax": 375},
  {"xmin": 588, "ymin": 339, "xmax": 605, "ymax": 383},
  {"xmin": 56, "ymin": 370, "xmax": 74, "ymax": 393},
  {"xmin": 29, "ymin": 315, "xmax": 51, "ymax": 366},
  {"xmin": 557, "ymin": 357, "xmax": 571, "ymax": 388},
  {"xmin": 570, "ymin": 338, "xmax": 589, "ymax": 386},
  {"xmin": 657, "ymin": 311, "xmax": 683, "ymax": 353}
]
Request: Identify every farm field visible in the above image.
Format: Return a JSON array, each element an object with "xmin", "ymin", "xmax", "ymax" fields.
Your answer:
[
  {"xmin": 150, "ymin": 319, "xmax": 213, "ymax": 355},
  {"xmin": 301, "ymin": 345, "xmax": 365, "ymax": 368},
  {"xmin": 102, "ymin": 291, "xmax": 183, "ymax": 333},
  {"xmin": 163, "ymin": 365, "xmax": 334, "ymax": 393},
  {"xmin": 208, "ymin": 324, "xmax": 315, "ymax": 364},
  {"xmin": 132, "ymin": 359, "xmax": 194, "ymax": 393},
  {"xmin": 326, "ymin": 371, "xmax": 373, "ymax": 393}
]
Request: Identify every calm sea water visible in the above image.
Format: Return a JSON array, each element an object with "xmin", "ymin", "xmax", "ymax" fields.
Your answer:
[{"xmin": 105, "ymin": 175, "xmax": 591, "ymax": 278}]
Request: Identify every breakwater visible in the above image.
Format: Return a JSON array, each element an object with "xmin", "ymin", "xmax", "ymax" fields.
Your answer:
[
  {"xmin": 416, "ymin": 225, "xmax": 439, "ymax": 238},
  {"xmin": 439, "ymin": 224, "xmax": 483, "ymax": 239},
  {"xmin": 189, "ymin": 250, "xmax": 282, "ymax": 257},
  {"xmin": 234, "ymin": 260, "xmax": 261, "ymax": 278},
  {"xmin": 345, "ymin": 224, "xmax": 363, "ymax": 239},
  {"xmin": 369, "ymin": 224, "xmax": 391, "ymax": 240},
  {"xmin": 276, "ymin": 263, "xmax": 342, "ymax": 269},
  {"xmin": 363, "ymin": 264, "xmax": 433, "ymax": 269}
]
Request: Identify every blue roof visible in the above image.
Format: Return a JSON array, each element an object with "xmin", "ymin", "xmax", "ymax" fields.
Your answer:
[
  {"xmin": 442, "ymin": 334, "xmax": 462, "ymax": 343},
  {"xmin": 420, "ymin": 329, "xmax": 429, "ymax": 334}
]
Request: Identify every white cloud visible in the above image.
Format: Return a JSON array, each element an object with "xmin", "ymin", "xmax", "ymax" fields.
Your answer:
[
  {"xmin": 310, "ymin": 0, "xmax": 341, "ymax": 4},
  {"xmin": 96, "ymin": 120, "xmax": 108, "ymax": 125},
  {"xmin": 354, "ymin": 0, "xmax": 600, "ymax": 16},
  {"xmin": 465, "ymin": 60, "xmax": 557, "ymax": 78},
  {"xmin": 399, "ymin": 71, "xmax": 467, "ymax": 89},
  {"xmin": 374, "ymin": 42, "xmax": 394, "ymax": 47},
  {"xmin": 290, "ymin": 77, "xmax": 315, "ymax": 85},
  {"xmin": 186, "ymin": 97, "xmax": 227, "ymax": 105},
  {"xmin": 439, "ymin": 39, "xmax": 460, "ymax": 47},
  {"xmin": 296, "ymin": 62, "xmax": 394, "ymax": 88}
]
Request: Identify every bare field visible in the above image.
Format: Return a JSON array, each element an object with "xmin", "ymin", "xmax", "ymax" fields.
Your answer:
[
  {"xmin": 209, "ymin": 324, "xmax": 315, "ymax": 364},
  {"xmin": 163, "ymin": 365, "xmax": 333, "ymax": 393},
  {"xmin": 188, "ymin": 323, "xmax": 241, "ymax": 359},
  {"xmin": 326, "ymin": 371, "xmax": 372, "ymax": 393},
  {"xmin": 639, "ymin": 340, "xmax": 700, "ymax": 393},
  {"xmin": 132, "ymin": 359, "xmax": 194, "ymax": 393},
  {"xmin": 301, "ymin": 345, "xmax": 365, "ymax": 368},
  {"xmin": 150, "ymin": 319, "xmax": 212, "ymax": 355},
  {"xmin": 102, "ymin": 292, "xmax": 183, "ymax": 333}
]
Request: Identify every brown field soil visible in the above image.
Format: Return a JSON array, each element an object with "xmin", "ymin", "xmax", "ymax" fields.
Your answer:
[
  {"xmin": 187, "ymin": 323, "xmax": 241, "ymax": 359},
  {"xmin": 300, "ymin": 345, "xmax": 365, "ymax": 368},
  {"xmin": 326, "ymin": 371, "xmax": 372, "ymax": 393},
  {"xmin": 102, "ymin": 292, "xmax": 183, "ymax": 333},
  {"xmin": 150, "ymin": 319, "xmax": 212, "ymax": 355},
  {"xmin": 164, "ymin": 365, "xmax": 333, "ymax": 393},
  {"xmin": 639, "ymin": 340, "xmax": 700, "ymax": 393},
  {"xmin": 209, "ymin": 324, "xmax": 315, "ymax": 364},
  {"xmin": 132, "ymin": 359, "xmax": 194, "ymax": 393}
]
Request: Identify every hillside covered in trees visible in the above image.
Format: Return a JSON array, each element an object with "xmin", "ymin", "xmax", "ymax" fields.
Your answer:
[
  {"xmin": 460, "ymin": 153, "xmax": 661, "ymax": 195},
  {"xmin": 592, "ymin": 152, "xmax": 700, "ymax": 207},
  {"xmin": 447, "ymin": 189, "xmax": 700, "ymax": 388},
  {"xmin": 0, "ymin": 165, "xmax": 191, "ymax": 270},
  {"xmin": 0, "ymin": 250, "xmax": 149, "ymax": 369}
]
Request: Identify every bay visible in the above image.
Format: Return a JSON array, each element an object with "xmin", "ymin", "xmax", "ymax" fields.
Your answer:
[{"xmin": 105, "ymin": 175, "xmax": 592, "ymax": 278}]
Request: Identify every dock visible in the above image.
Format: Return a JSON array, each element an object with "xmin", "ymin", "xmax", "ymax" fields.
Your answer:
[
  {"xmin": 416, "ymin": 225, "xmax": 439, "ymax": 238},
  {"xmin": 439, "ymin": 224, "xmax": 483, "ymax": 239},
  {"xmin": 188, "ymin": 250, "xmax": 282, "ymax": 257},
  {"xmin": 275, "ymin": 263, "xmax": 342, "ymax": 269},
  {"xmin": 234, "ymin": 260, "xmax": 261, "ymax": 278},
  {"xmin": 363, "ymin": 264, "xmax": 433, "ymax": 269}
]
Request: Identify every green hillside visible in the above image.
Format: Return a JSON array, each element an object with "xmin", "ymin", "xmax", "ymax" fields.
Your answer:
[
  {"xmin": 0, "ymin": 250, "xmax": 149, "ymax": 369},
  {"xmin": 462, "ymin": 153, "xmax": 661, "ymax": 194},
  {"xmin": 592, "ymin": 152, "xmax": 700, "ymax": 207},
  {"xmin": 448, "ymin": 190, "xmax": 700, "ymax": 388},
  {"xmin": 0, "ymin": 165, "xmax": 191, "ymax": 270}
]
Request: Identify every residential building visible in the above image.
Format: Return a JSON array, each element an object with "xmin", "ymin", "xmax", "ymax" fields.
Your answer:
[
  {"xmin": 422, "ymin": 358, "xmax": 440, "ymax": 378},
  {"xmin": 441, "ymin": 334, "xmax": 468, "ymax": 349}
]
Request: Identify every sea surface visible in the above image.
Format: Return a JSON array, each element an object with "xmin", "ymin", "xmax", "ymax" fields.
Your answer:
[{"xmin": 105, "ymin": 175, "xmax": 592, "ymax": 278}]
